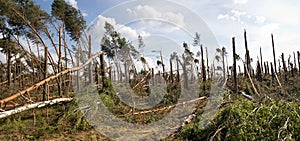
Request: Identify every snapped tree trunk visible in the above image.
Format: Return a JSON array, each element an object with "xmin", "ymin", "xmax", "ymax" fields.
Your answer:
[
  {"xmin": 232, "ymin": 37, "xmax": 238, "ymax": 94},
  {"xmin": 272, "ymin": 34, "xmax": 277, "ymax": 73},
  {"xmin": 206, "ymin": 47, "xmax": 210, "ymax": 80},
  {"xmin": 244, "ymin": 30, "xmax": 251, "ymax": 75},
  {"xmin": 298, "ymin": 51, "xmax": 300, "ymax": 72},
  {"xmin": 169, "ymin": 58, "xmax": 173, "ymax": 83},
  {"xmin": 260, "ymin": 47, "xmax": 263, "ymax": 74},
  {"xmin": 281, "ymin": 53, "xmax": 287, "ymax": 81},
  {"xmin": 88, "ymin": 35, "xmax": 93, "ymax": 83}
]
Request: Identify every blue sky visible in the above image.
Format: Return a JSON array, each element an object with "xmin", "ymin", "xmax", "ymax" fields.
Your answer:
[{"xmin": 2, "ymin": 0, "xmax": 300, "ymax": 70}]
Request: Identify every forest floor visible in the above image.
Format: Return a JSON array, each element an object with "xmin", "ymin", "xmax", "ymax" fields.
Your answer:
[{"xmin": 0, "ymin": 73, "xmax": 300, "ymax": 140}]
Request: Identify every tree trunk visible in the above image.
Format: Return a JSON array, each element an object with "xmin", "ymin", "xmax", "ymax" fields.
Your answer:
[
  {"xmin": 43, "ymin": 47, "xmax": 48, "ymax": 101},
  {"xmin": 232, "ymin": 37, "xmax": 238, "ymax": 94},
  {"xmin": 256, "ymin": 61, "xmax": 262, "ymax": 81},
  {"xmin": 58, "ymin": 26, "xmax": 62, "ymax": 96},
  {"xmin": 7, "ymin": 48, "xmax": 11, "ymax": 87},
  {"xmin": 270, "ymin": 62, "xmax": 275, "ymax": 79},
  {"xmin": 201, "ymin": 45, "xmax": 206, "ymax": 96},
  {"xmin": 176, "ymin": 57, "xmax": 180, "ymax": 83},
  {"xmin": 281, "ymin": 53, "xmax": 287, "ymax": 82},
  {"xmin": 260, "ymin": 47, "xmax": 263, "ymax": 74},
  {"xmin": 0, "ymin": 98, "xmax": 73, "ymax": 119},
  {"xmin": 160, "ymin": 51, "xmax": 165, "ymax": 79},
  {"xmin": 169, "ymin": 58, "xmax": 173, "ymax": 83},
  {"xmin": 76, "ymin": 40, "xmax": 81, "ymax": 90},
  {"xmin": 298, "ymin": 51, "xmax": 300, "ymax": 73},
  {"xmin": 100, "ymin": 53, "xmax": 105, "ymax": 86},
  {"xmin": 182, "ymin": 54, "xmax": 188, "ymax": 89},
  {"xmin": 222, "ymin": 47, "xmax": 226, "ymax": 79},
  {"xmin": 206, "ymin": 47, "xmax": 210, "ymax": 80},
  {"xmin": 88, "ymin": 35, "xmax": 93, "ymax": 83},
  {"xmin": 244, "ymin": 30, "xmax": 251, "ymax": 75},
  {"xmin": 294, "ymin": 52, "xmax": 297, "ymax": 71},
  {"xmin": 201, "ymin": 45, "xmax": 206, "ymax": 82},
  {"xmin": 271, "ymin": 34, "xmax": 277, "ymax": 73}
]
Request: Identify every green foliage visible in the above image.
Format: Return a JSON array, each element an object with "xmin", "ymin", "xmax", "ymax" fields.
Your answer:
[
  {"xmin": 51, "ymin": 0, "xmax": 86, "ymax": 41},
  {"xmin": 179, "ymin": 98, "xmax": 300, "ymax": 140}
]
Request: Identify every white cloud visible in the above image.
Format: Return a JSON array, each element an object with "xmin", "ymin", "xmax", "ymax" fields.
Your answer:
[
  {"xmin": 217, "ymin": 10, "xmax": 247, "ymax": 25},
  {"xmin": 217, "ymin": 14, "xmax": 230, "ymax": 20},
  {"xmin": 127, "ymin": 5, "xmax": 185, "ymax": 27},
  {"xmin": 87, "ymin": 15, "xmax": 151, "ymax": 51},
  {"xmin": 231, "ymin": 10, "xmax": 246, "ymax": 20},
  {"xmin": 233, "ymin": 0, "xmax": 248, "ymax": 4},
  {"xmin": 255, "ymin": 16, "xmax": 266, "ymax": 24},
  {"xmin": 82, "ymin": 11, "xmax": 88, "ymax": 17},
  {"xmin": 65, "ymin": 0, "xmax": 78, "ymax": 9}
]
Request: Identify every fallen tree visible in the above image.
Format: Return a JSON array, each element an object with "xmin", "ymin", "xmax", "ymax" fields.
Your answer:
[
  {"xmin": 0, "ymin": 52, "xmax": 103, "ymax": 107},
  {"xmin": 132, "ymin": 96, "xmax": 207, "ymax": 115},
  {"xmin": 0, "ymin": 98, "xmax": 73, "ymax": 119}
]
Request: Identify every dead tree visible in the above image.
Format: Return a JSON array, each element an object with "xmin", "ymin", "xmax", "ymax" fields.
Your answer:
[
  {"xmin": 169, "ymin": 57, "xmax": 173, "ymax": 83},
  {"xmin": 256, "ymin": 60, "xmax": 262, "ymax": 81},
  {"xmin": 176, "ymin": 56, "xmax": 180, "ymax": 83},
  {"xmin": 264, "ymin": 62, "xmax": 268, "ymax": 75},
  {"xmin": 201, "ymin": 45, "xmax": 206, "ymax": 82},
  {"xmin": 7, "ymin": 48, "xmax": 11, "ymax": 87},
  {"xmin": 294, "ymin": 52, "xmax": 297, "ymax": 71},
  {"xmin": 232, "ymin": 37, "xmax": 238, "ymax": 94},
  {"xmin": 270, "ymin": 62, "xmax": 275, "ymax": 79},
  {"xmin": 182, "ymin": 54, "xmax": 188, "ymax": 89},
  {"xmin": 99, "ymin": 53, "xmax": 106, "ymax": 87},
  {"xmin": 206, "ymin": 47, "xmax": 210, "ymax": 80},
  {"xmin": 244, "ymin": 30, "xmax": 251, "ymax": 76},
  {"xmin": 272, "ymin": 34, "xmax": 277, "ymax": 73},
  {"xmin": 0, "ymin": 52, "xmax": 103, "ymax": 107},
  {"xmin": 298, "ymin": 51, "xmax": 300, "ymax": 73},
  {"xmin": 43, "ymin": 47, "xmax": 48, "ymax": 101},
  {"xmin": 281, "ymin": 53, "xmax": 287, "ymax": 82},
  {"xmin": 260, "ymin": 47, "xmax": 263, "ymax": 74},
  {"xmin": 88, "ymin": 35, "xmax": 93, "ymax": 83}
]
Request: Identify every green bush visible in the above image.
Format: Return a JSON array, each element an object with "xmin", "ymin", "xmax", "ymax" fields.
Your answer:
[{"xmin": 179, "ymin": 98, "xmax": 300, "ymax": 140}]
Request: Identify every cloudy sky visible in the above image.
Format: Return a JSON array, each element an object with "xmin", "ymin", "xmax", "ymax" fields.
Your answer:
[{"xmin": 2, "ymin": 0, "xmax": 300, "ymax": 70}]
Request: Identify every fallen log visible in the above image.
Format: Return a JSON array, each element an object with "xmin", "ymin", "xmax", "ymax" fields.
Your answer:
[
  {"xmin": 167, "ymin": 97, "xmax": 207, "ymax": 139},
  {"xmin": 0, "ymin": 52, "xmax": 103, "ymax": 107},
  {"xmin": 0, "ymin": 74, "xmax": 23, "ymax": 86},
  {"xmin": 0, "ymin": 98, "xmax": 73, "ymax": 119},
  {"xmin": 132, "ymin": 96, "xmax": 207, "ymax": 115}
]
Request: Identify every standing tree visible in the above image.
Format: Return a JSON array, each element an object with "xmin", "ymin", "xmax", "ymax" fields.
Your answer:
[{"xmin": 215, "ymin": 47, "xmax": 228, "ymax": 79}]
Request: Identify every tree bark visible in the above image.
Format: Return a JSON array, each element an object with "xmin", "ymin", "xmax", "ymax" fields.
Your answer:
[
  {"xmin": 0, "ymin": 98, "xmax": 73, "ymax": 119},
  {"xmin": 88, "ymin": 35, "xmax": 93, "ymax": 83},
  {"xmin": 232, "ymin": 37, "xmax": 238, "ymax": 94},
  {"xmin": 260, "ymin": 47, "xmax": 263, "ymax": 74},
  {"xmin": 206, "ymin": 47, "xmax": 210, "ymax": 80},
  {"xmin": 6, "ymin": 49, "xmax": 11, "ymax": 87},
  {"xmin": 169, "ymin": 57, "xmax": 173, "ymax": 83},
  {"xmin": 43, "ymin": 47, "xmax": 48, "ymax": 101},
  {"xmin": 244, "ymin": 30, "xmax": 251, "ymax": 75},
  {"xmin": 272, "ymin": 34, "xmax": 277, "ymax": 73},
  {"xmin": 298, "ymin": 51, "xmax": 300, "ymax": 73},
  {"xmin": 58, "ymin": 26, "xmax": 63, "ymax": 96}
]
